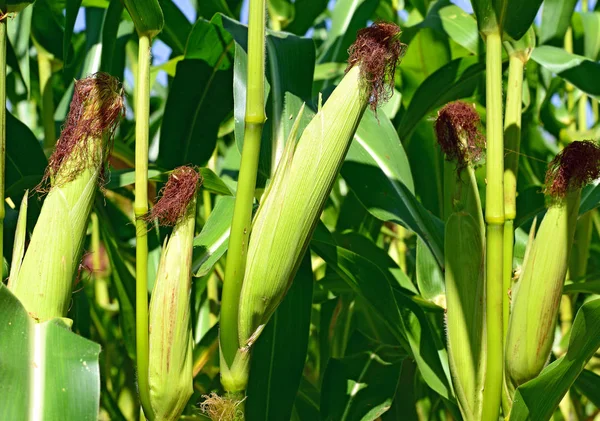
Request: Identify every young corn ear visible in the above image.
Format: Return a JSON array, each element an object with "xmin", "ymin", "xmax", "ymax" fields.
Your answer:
[
  {"xmin": 435, "ymin": 102, "xmax": 486, "ymax": 421},
  {"xmin": 122, "ymin": 0, "xmax": 164, "ymax": 38},
  {"xmin": 221, "ymin": 22, "xmax": 406, "ymax": 392},
  {"xmin": 505, "ymin": 141, "xmax": 600, "ymax": 399},
  {"xmin": 147, "ymin": 166, "xmax": 201, "ymax": 421},
  {"xmin": 9, "ymin": 73, "xmax": 124, "ymax": 322}
]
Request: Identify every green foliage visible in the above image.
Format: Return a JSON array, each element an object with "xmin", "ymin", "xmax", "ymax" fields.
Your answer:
[{"xmin": 3, "ymin": 0, "xmax": 600, "ymax": 420}]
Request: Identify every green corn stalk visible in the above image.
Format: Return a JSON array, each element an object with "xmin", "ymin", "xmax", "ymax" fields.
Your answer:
[
  {"xmin": 0, "ymin": 8, "xmax": 6, "ymax": 274},
  {"xmin": 505, "ymin": 141, "xmax": 600, "ymax": 401},
  {"xmin": 147, "ymin": 166, "xmax": 200, "ymax": 421},
  {"xmin": 9, "ymin": 73, "xmax": 124, "ymax": 322},
  {"xmin": 220, "ymin": 22, "xmax": 406, "ymax": 393},
  {"xmin": 435, "ymin": 101, "xmax": 486, "ymax": 421},
  {"xmin": 121, "ymin": 1, "xmax": 164, "ymax": 418}
]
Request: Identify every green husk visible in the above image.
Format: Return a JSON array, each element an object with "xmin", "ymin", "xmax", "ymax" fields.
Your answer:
[
  {"xmin": 10, "ymin": 73, "xmax": 123, "ymax": 322},
  {"xmin": 148, "ymin": 196, "xmax": 196, "ymax": 420},
  {"xmin": 505, "ymin": 140, "xmax": 600, "ymax": 400},
  {"xmin": 504, "ymin": 190, "xmax": 580, "ymax": 396},
  {"xmin": 436, "ymin": 101, "xmax": 486, "ymax": 421}
]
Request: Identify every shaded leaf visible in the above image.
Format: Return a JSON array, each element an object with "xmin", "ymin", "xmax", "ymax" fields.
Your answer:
[{"xmin": 246, "ymin": 254, "xmax": 314, "ymax": 421}]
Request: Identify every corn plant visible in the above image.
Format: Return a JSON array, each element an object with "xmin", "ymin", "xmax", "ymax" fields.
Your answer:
[{"xmin": 2, "ymin": 1, "xmax": 600, "ymax": 421}]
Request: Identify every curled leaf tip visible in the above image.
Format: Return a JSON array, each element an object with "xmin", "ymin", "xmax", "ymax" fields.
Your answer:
[
  {"xmin": 434, "ymin": 101, "xmax": 485, "ymax": 172},
  {"xmin": 346, "ymin": 21, "xmax": 405, "ymax": 110},
  {"xmin": 146, "ymin": 166, "xmax": 202, "ymax": 226},
  {"xmin": 43, "ymin": 72, "xmax": 124, "ymax": 188},
  {"xmin": 544, "ymin": 140, "xmax": 600, "ymax": 199}
]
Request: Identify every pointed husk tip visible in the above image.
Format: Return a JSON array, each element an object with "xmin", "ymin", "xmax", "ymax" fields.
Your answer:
[
  {"xmin": 435, "ymin": 101, "xmax": 485, "ymax": 172},
  {"xmin": 146, "ymin": 166, "xmax": 202, "ymax": 226},
  {"xmin": 41, "ymin": 72, "xmax": 124, "ymax": 189},
  {"xmin": 346, "ymin": 21, "xmax": 405, "ymax": 110},
  {"xmin": 544, "ymin": 140, "xmax": 600, "ymax": 199}
]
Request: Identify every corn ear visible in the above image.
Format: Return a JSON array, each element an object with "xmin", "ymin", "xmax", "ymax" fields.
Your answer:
[
  {"xmin": 445, "ymin": 211, "xmax": 486, "ymax": 421},
  {"xmin": 435, "ymin": 102, "xmax": 486, "ymax": 421},
  {"xmin": 505, "ymin": 189, "xmax": 580, "ymax": 394},
  {"xmin": 10, "ymin": 74, "xmax": 123, "ymax": 322},
  {"xmin": 122, "ymin": 0, "xmax": 164, "ymax": 38},
  {"xmin": 505, "ymin": 141, "xmax": 600, "ymax": 397},
  {"xmin": 238, "ymin": 64, "xmax": 366, "ymax": 348},
  {"xmin": 148, "ymin": 196, "xmax": 196, "ymax": 421},
  {"xmin": 6, "ymin": 192, "xmax": 27, "ymax": 290},
  {"xmin": 220, "ymin": 22, "xmax": 405, "ymax": 392}
]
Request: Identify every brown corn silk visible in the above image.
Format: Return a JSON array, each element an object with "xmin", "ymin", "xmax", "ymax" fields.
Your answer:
[
  {"xmin": 435, "ymin": 101, "xmax": 485, "ymax": 173},
  {"xmin": 346, "ymin": 21, "xmax": 405, "ymax": 110},
  {"xmin": 544, "ymin": 140, "xmax": 600, "ymax": 200},
  {"xmin": 145, "ymin": 165, "xmax": 202, "ymax": 226}
]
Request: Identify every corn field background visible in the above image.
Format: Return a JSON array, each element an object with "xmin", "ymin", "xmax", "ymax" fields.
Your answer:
[{"xmin": 2, "ymin": 0, "xmax": 600, "ymax": 420}]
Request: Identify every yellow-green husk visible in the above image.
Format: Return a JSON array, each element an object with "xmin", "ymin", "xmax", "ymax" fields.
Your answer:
[
  {"xmin": 148, "ymin": 196, "xmax": 196, "ymax": 420},
  {"xmin": 505, "ymin": 190, "xmax": 581, "ymax": 398},
  {"xmin": 222, "ymin": 64, "xmax": 367, "ymax": 392}
]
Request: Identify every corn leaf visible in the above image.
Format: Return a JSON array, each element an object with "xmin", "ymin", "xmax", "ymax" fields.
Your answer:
[
  {"xmin": 192, "ymin": 195, "xmax": 234, "ymax": 277},
  {"xmin": 530, "ymin": 46, "xmax": 600, "ymax": 98},
  {"xmin": 321, "ymin": 331, "xmax": 406, "ymax": 421},
  {"xmin": 0, "ymin": 285, "xmax": 101, "ymax": 421},
  {"xmin": 246, "ymin": 254, "xmax": 313, "ymax": 420}
]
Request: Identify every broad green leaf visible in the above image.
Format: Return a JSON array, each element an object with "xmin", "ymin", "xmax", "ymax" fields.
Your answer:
[
  {"xmin": 398, "ymin": 56, "xmax": 486, "ymax": 141},
  {"xmin": 196, "ymin": 0, "xmax": 234, "ymax": 19},
  {"xmin": 514, "ymin": 185, "xmax": 545, "ymax": 228},
  {"xmin": 530, "ymin": 46, "xmax": 600, "ymax": 98},
  {"xmin": 158, "ymin": 14, "xmax": 234, "ymax": 169},
  {"xmin": 5, "ymin": 110, "xmax": 47, "ymax": 199},
  {"xmin": 246, "ymin": 254, "xmax": 313, "ymax": 421},
  {"xmin": 64, "ymin": 0, "xmax": 83, "ymax": 68},
  {"xmin": 321, "ymin": 331, "xmax": 405, "ymax": 421},
  {"xmin": 342, "ymin": 110, "xmax": 444, "ymax": 268},
  {"xmin": 98, "ymin": 205, "xmax": 137, "ymax": 360},
  {"xmin": 573, "ymin": 369, "xmax": 600, "ymax": 408},
  {"xmin": 334, "ymin": 232, "xmax": 417, "ymax": 294},
  {"xmin": 157, "ymin": 0, "xmax": 193, "ymax": 56},
  {"xmin": 539, "ymin": 0, "xmax": 578, "ymax": 45},
  {"xmin": 579, "ymin": 182, "xmax": 600, "ymax": 215},
  {"xmin": 436, "ymin": 5, "xmax": 480, "ymax": 55},
  {"xmin": 502, "ymin": 0, "xmax": 543, "ymax": 41},
  {"xmin": 7, "ymin": 6, "xmax": 32, "ymax": 96},
  {"xmin": 400, "ymin": 26, "xmax": 451, "ymax": 105},
  {"xmin": 311, "ymin": 240, "xmax": 455, "ymax": 404},
  {"xmin": 563, "ymin": 280, "xmax": 600, "ymax": 295},
  {"xmin": 294, "ymin": 378, "xmax": 321, "ymax": 421},
  {"xmin": 0, "ymin": 285, "xmax": 101, "ymax": 421},
  {"xmin": 31, "ymin": 0, "xmax": 67, "ymax": 60},
  {"xmin": 192, "ymin": 195, "xmax": 234, "ymax": 277},
  {"xmin": 416, "ymin": 237, "xmax": 445, "ymax": 301},
  {"xmin": 106, "ymin": 167, "xmax": 232, "ymax": 195},
  {"xmin": 572, "ymin": 11, "xmax": 600, "ymax": 61},
  {"xmin": 510, "ymin": 298, "xmax": 600, "ymax": 421},
  {"xmin": 99, "ymin": 0, "xmax": 126, "ymax": 75},
  {"xmin": 284, "ymin": 0, "xmax": 328, "ymax": 36}
]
